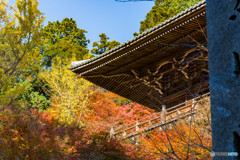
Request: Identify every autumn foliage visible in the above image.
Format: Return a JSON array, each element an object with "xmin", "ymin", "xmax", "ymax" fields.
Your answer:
[
  {"xmin": 125, "ymin": 98, "xmax": 212, "ymax": 160},
  {"xmin": 0, "ymin": 89, "xmax": 212, "ymax": 159},
  {"xmin": 0, "ymin": 105, "xmax": 126, "ymax": 159},
  {"xmin": 0, "ymin": 0, "xmax": 212, "ymax": 159},
  {"xmin": 85, "ymin": 91, "xmax": 155, "ymax": 130},
  {"xmin": 136, "ymin": 124, "xmax": 212, "ymax": 159}
]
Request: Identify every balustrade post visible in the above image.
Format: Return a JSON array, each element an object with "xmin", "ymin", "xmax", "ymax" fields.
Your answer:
[
  {"xmin": 168, "ymin": 123, "xmax": 172, "ymax": 129},
  {"xmin": 136, "ymin": 135, "xmax": 139, "ymax": 145},
  {"xmin": 148, "ymin": 120, "xmax": 151, "ymax": 126},
  {"xmin": 189, "ymin": 116, "xmax": 192, "ymax": 120},
  {"xmin": 176, "ymin": 109, "xmax": 181, "ymax": 116},
  {"xmin": 136, "ymin": 121, "xmax": 139, "ymax": 131},
  {"xmin": 110, "ymin": 126, "xmax": 115, "ymax": 140},
  {"xmin": 123, "ymin": 131, "xmax": 126, "ymax": 137},
  {"xmin": 159, "ymin": 126, "xmax": 162, "ymax": 132},
  {"xmin": 192, "ymin": 99, "xmax": 196, "ymax": 109}
]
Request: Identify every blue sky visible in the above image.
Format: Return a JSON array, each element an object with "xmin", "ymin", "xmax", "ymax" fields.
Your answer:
[{"xmin": 9, "ymin": 0, "xmax": 155, "ymax": 49}]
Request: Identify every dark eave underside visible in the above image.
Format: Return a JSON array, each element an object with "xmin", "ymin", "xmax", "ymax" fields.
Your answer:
[{"xmin": 71, "ymin": 1, "xmax": 208, "ymax": 111}]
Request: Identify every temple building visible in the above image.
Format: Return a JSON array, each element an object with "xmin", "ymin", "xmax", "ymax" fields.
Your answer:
[{"xmin": 70, "ymin": 1, "xmax": 208, "ymax": 112}]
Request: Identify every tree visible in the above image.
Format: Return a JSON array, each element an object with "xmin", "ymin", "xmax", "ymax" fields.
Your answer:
[
  {"xmin": 0, "ymin": 0, "xmax": 45, "ymax": 105},
  {"xmin": 40, "ymin": 57, "xmax": 95, "ymax": 126},
  {"xmin": 19, "ymin": 78, "xmax": 50, "ymax": 110},
  {"xmin": 85, "ymin": 90, "xmax": 155, "ymax": 135},
  {"xmin": 20, "ymin": 18, "xmax": 92, "ymax": 110},
  {"xmin": 131, "ymin": 97, "xmax": 212, "ymax": 159},
  {"xmin": 138, "ymin": 0, "xmax": 201, "ymax": 33},
  {"xmin": 90, "ymin": 33, "xmax": 120, "ymax": 55},
  {"xmin": 41, "ymin": 18, "xmax": 90, "ymax": 66}
]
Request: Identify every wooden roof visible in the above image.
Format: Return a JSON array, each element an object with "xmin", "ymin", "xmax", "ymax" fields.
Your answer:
[{"xmin": 70, "ymin": 1, "xmax": 208, "ymax": 111}]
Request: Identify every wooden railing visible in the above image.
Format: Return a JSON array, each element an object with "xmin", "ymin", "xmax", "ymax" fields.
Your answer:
[{"xmin": 110, "ymin": 93, "xmax": 210, "ymax": 139}]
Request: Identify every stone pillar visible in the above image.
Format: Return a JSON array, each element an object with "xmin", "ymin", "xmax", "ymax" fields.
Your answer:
[{"xmin": 206, "ymin": 0, "xmax": 240, "ymax": 159}]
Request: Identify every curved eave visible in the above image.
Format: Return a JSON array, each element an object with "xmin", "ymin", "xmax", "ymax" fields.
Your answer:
[
  {"xmin": 70, "ymin": 1, "xmax": 206, "ymax": 74},
  {"xmin": 70, "ymin": 1, "xmax": 208, "ymax": 110}
]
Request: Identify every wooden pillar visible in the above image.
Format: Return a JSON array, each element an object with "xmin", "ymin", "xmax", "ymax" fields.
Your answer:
[
  {"xmin": 206, "ymin": 0, "xmax": 240, "ymax": 159},
  {"xmin": 161, "ymin": 105, "xmax": 167, "ymax": 124},
  {"xmin": 192, "ymin": 99, "xmax": 196, "ymax": 110}
]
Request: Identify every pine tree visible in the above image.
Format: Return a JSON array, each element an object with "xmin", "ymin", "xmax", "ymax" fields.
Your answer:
[
  {"xmin": 138, "ymin": 0, "xmax": 202, "ymax": 33},
  {"xmin": 90, "ymin": 33, "xmax": 120, "ymax": 55},
  {"xmin": 41, "ymin": 18, "xmax": 91, "ymax": 66}
]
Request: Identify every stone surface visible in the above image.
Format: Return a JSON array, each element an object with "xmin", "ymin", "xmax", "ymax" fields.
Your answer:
[{"xmin": 206, "ymin": 0, "xmax": 240, "ymax": 159}]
